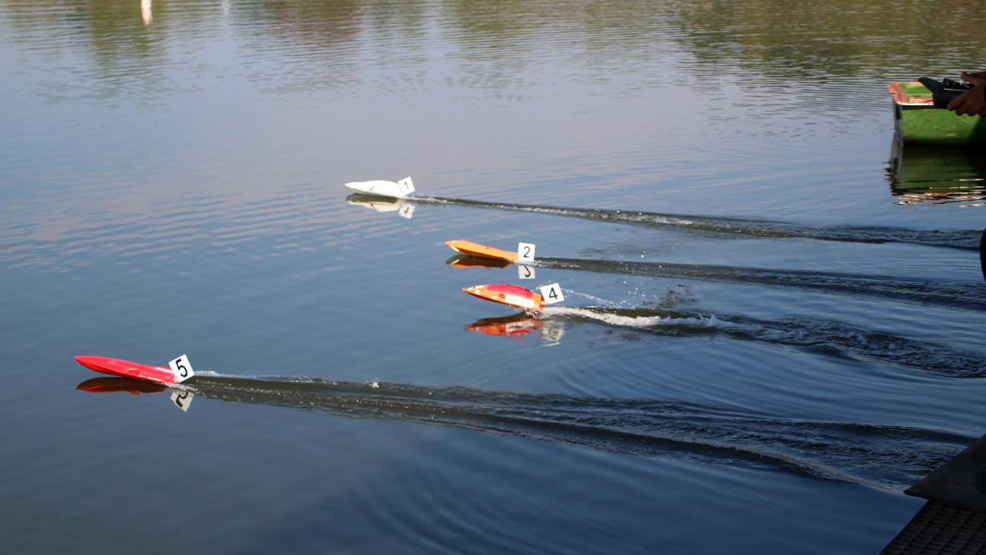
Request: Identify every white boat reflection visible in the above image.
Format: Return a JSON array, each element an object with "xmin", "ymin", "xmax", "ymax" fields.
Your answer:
[{"xmin": 346, "ymin": 193, "xmax": 414, "ymax": 219}]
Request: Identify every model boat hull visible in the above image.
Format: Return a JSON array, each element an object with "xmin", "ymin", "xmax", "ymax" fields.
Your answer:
[
  {"xmin": 888, "ymin": 81, "xmax": 986, "ymax": 145},
  {"xmin": 75, "ymin": 355, "xmax": 178, "ymax": 384},
  {"xmin": 446, "ymin": 240, "xmax": 518, "ymax": 262},
  {"xmin": 343, "ymin": 177, "xmax": 414, "ymax": 198},
  {"xmin": 462, "ymin": 284, "xmax": 543, "ymax": 311}
]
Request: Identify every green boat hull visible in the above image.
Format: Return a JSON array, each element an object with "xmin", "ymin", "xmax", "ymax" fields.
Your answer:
[{"xmin": 891, "ymin": 81, "xmax": 986, "ymax": 145}]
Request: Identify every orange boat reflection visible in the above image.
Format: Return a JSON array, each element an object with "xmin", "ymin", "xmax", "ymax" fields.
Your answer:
[
  {"xmin": 466, "ymin": 313, "xmax": 542, "ymax": 336},
  {"xmin": 446, "ymin": 254, "xmax": 512, "ymax": 269}
]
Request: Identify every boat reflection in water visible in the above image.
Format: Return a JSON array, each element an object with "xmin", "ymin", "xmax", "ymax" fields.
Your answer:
[
  {"xmin": 77, "ymin": 377, "xmax": 166, "ymax": 395},
  {"xmin": 465, "ymin": 313, "xmax": 541, "ymax": 337},
  {"xmin": 888, "ymin": 140, "xmax": 986, "ymax": 282},
  {"xmin": 346, "ymin": 194, "xmax": 414, "ymax": 219},
  {"xmin": 465, "ymin": 313, "xmax": 564, "ymax": 345},
  {"xmin": 78, "ymin": 377, "xmax": 194, "ymax": 411},
  {"xmin": 446, "ymin": 254, "xmax": 511, "ymax": 270},
  {"xmin": 887, "ymin": 140, "xmax": 986, "ymax": 208}
]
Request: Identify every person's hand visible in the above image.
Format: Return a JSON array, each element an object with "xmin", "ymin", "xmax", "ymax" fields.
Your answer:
[{"xmin": 947, "ymin": 71, "xmax": 986, "ymax": 116}]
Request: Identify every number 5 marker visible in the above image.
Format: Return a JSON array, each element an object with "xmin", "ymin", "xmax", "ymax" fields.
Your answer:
[
  {"xmin": 168, "ymin": 354, "xmax": 196, "ymax": 383},
  {"xmin": 539, "ymin": 283, "xmax": 564, "ymax": 305}
]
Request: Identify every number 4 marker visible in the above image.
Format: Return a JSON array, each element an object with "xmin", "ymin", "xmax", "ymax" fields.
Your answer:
[
  {"xmin": 168, "ymin": 354, "xmax": 196, "ymax": 383},
  {"xmin": 539, "ymin": 283, "xmax": 564, "ymax": 305}
]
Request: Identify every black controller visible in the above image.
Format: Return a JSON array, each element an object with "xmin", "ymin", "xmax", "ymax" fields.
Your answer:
[{"xmin": 918, "ymin": 77, "xmax": 974, "ymax": 108}]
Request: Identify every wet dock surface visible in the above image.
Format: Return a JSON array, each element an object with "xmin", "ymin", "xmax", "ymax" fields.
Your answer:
[{"xmin": 883, "ymin": 433, "xmax": 986, "ymax": 553}]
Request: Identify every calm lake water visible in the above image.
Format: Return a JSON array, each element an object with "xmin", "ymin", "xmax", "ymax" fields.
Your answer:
[{"xmin": 2, "ymin": 1, "xmax": 986, "ymax": 553}]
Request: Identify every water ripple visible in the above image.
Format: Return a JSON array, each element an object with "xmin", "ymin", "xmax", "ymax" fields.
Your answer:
[{"xmin": 142, "ymin": 374, "xmax": 973, "ymax": 491}]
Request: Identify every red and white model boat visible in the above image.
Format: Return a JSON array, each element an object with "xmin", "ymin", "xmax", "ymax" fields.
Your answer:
[
  {"xmin": 75, "ymin": 355, "xmax": 181, "ymax": 385},
  {"xmin": 462, "ymin": 284, "xmax": 544, "ymax": 311}
]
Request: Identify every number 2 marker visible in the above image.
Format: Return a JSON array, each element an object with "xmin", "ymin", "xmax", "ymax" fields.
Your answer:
[
  {"xmin": 170, "ymin": 390, "xmax": 194, "ymax": 412},
  {"xmin": 517, "ymin": 242, "xmax": 536, "ymax": 263}
]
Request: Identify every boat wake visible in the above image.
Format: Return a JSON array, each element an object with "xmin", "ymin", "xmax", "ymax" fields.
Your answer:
[
  {"xmin": 540, "ymin": 257, "xmax": 986, "ymax": 310},
  {"xmin": 530, "ymin": 306, "xmax": 986, "ymax": 379},
  {"xmin": 160, "ymin": 375, "xmax": 970, "ymax": 491},
  {"xmin": 409, "ymin": 195, "xmax": 981, "ymax": 250}
]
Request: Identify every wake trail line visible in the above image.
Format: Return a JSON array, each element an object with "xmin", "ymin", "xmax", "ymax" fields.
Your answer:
[
  {"xmin": 184, "ymin": 375, "xmax": 971, "ymax": 491},
  {"xmin": 535, "ymin": 306, "xmax": 986, "ymax": 379},
  {"xmin": 411, "ymin": 195, "xmax": 980, "ymax": 250},
  {"xmin": 542, "ymin": 257, "xmax": 986, "ymax": 311}
]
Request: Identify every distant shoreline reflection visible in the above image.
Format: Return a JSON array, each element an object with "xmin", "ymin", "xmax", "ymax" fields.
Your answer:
[{"xmin": 140, "ymin": 0, "xmax": 151, "ymax": 26}]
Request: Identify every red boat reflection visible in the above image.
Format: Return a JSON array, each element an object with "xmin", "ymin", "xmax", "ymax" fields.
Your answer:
[{"xmin": 76, "ymin": 377, "xmax": 167, "ymax": 395}]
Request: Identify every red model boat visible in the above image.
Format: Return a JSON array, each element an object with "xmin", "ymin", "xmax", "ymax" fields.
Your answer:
[
  {"xmin": 462, "ymin": 284, "xmax": 544, "ymax": 311},
  {"xmin": 75, "ymin": 355, "xmax": 178, "ymax": 384}
]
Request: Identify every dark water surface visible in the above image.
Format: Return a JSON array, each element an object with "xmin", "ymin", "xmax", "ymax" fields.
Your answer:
[{"xmin": 3, "ymin": 1, "xmax": 986, "ymax": 553}]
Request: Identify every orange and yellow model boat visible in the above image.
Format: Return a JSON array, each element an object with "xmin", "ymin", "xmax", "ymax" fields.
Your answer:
[
  {"xmin": 462, "ymin": 284, "xmax": 543, "ymax": 311},
  {"xmin": 446, "ymin": 240, "xmax": 518, "ymax": 263}
]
